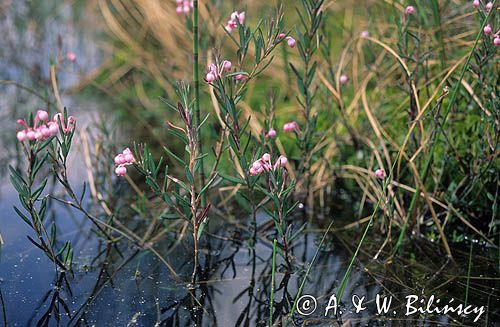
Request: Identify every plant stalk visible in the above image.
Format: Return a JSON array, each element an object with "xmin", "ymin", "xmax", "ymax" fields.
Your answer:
[{"xmin": 193, "ymin": 0, "xmax": 206, "ymax": 206}]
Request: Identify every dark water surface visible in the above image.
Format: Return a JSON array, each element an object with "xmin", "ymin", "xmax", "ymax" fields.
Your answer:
[{"xmin": 1, "ymin": 167, "xmax": 499, "ymax": 326}]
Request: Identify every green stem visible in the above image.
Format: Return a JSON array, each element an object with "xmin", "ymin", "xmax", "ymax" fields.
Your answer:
[
  {"xmin": 394, "ymin": 4, "xmax": 495, "ymax": 253},
  {"xmin": 336, "ymin": 152, "xmax": 401, "ymax": 301},
  {"xmin": 464, "ymin": 240, "xmax": 473, "ymax": 306},
  {"xmin": 290, "ymin": 219, "xmax": 335, "ymax": 317},
  {"xmin": 193, "ymin": 0, "xmax": 206, "ymax": 206},
  {"xmin": 269, "ymin": 239, "xmax": 277, "ymax": 326}
]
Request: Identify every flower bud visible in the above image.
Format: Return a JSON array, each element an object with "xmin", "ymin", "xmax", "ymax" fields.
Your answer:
[
  {"xmin": 405, "ymin": 6, "xmax": 415, "ymax": 14},
  {"xmin": 374, "ymin": 168, "xmax": 386, "ymax": 179},
  {"xmin": 67, "ymin": 52, "xmax": 77, "ymax": 62},
  {"xmin": 16, "ymin": 130, "xmax": 27, "ymax": 142},
  {"xmin": 484, "ymin": 24, "xmax": 492, "ymax": 35},
  {"xmin": 115, "ymin": 166, "xmax": 127, "ymax": 177},
  {"xmin": 286, "ymin": 36, "xmax": 296, "ymax": 48},
  {"xmin": 206, "ymin": 72, "xmax": 216, "ymax": 83},
  {"xmin": 27, "ymin": 130, "xmax": 36, "ymax": 141},
  {"xmin": 37, "ymin": 110, "xmax": 49, "ymax": 121},
  {"xmin": 222, "ymin": 60, "xmax": 232, "ymax": 71},
  {"xmin": 267, "ymin": 128, "xmax": 277, "ymax": 138},
  {"xmin": 41, "ymin": 126, "xmax": 51, "ymax": 138}
]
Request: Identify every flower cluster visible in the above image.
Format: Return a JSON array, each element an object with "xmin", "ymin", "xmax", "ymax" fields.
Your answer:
[
  {"xmin": 225, "ymin": 11, "xmax": 245, "ymax": 32},
  {"xmin": 283, "ymin": 121, "xmax": 299, "ymax": 133},
  {"xmin": 16, "ymin": 110, "xmax": 75, "ymax": 142},
  {"xmin": 278, "ymin": 33, "xmax": 296, "ymax": 48},
  {"xmin": 114, "ymin": 148, "xmax": 136, "ymax": 177},
  {"xmin": 175, "ymin": 0, "xmax": 193, "ymax": 14},
  {"xmin": 205, "ymin": 60, "xmax": 233, "ymax": 83},
  {"xmin": 249, "ymin": 153, "xmax": 288, "ymax": 176}
]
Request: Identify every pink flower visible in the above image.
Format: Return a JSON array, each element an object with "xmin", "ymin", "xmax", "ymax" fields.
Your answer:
[
  {"xmin": 267, "ymin": 128, "xmax": 277, "ymax": 139},
  {"xmin": 225, "ymin": 11, "xmax": 245, "ymax": 32},
  {"xmin": 285, "ymin": 36, "xmax": 296, "ymax": 48},
  {"xmin": 205, "ymin": 61, "xmax": 234, "ymax": 83},
  {"xmin": 283, "ymin": 121, "xmax": 299, "ymax": 133},
  {"xmin": 114, "ymin": 148, "xmax": 136, "ymax": 177},
  {"xmin": 16, "ymin": 110, "xmax": 75, "ymax": 143},
  {"xmin": 16, "ymin": 131, "xmax": 27, "ymax": 142},
  {"xmin": 115, "ymin": 166, "xmax": 127, "ymax": 177},
  {"xmin": 176, "ymin": 0, "xmax": 193, "ymax": 14},
  {"xmin": 360, "ymin": 31, "xmax": 369, "ymax": 38},
  {"xmin": 40, "ymin": 126, "xmax": 51, "ymax": 138},
  {"xmin": 36, "ymin": 110, "xmax": 49, "ymax": 122},
  {"xmin": 484, "ymin": 24, "xmax": 492, "ymax": 35},
  {"xmin": 248, "ymin": 154, "xmax": 288, "ymax": 176},
  {"xmin": 53, "ymin": 113, "xmax": 76, "ymax": 134},
  {"xmin": 222, "ymin": 60, "xmax": 232, "ymax": 71},
  {"xmin": 278, "ymin": 33, "xmax": 286, "ymax": 39},
  {"xmin": 123, "ymin": 148, "xmax": 135, "ymax": 163},
  {"xmin": 231, "ymin": 11, "xmax": 245, "ymax": 25},
  {"xmin": 405, "ymin": 5, "xmax": 415, "ymax": 15},
  {"xmin": 66, "ymin": 52, "xmax": 77, "ymax": 62},
  {"xmin": 225, "ymin": 24, "xmax": 234, "ymax": 33},
  {"xmin": 494, "ymin": 36, "xmax": 500, "ymax": 46},
  {"xmin": 473, "ymin": 0, "xmax": 480, "ymax": 8},
  {"xmin": 114, "ymin": 154, "xmax": 125, "ymax": 165},
  {"xmin": 252, "ymin": 160, "xmax": 262, "ymax": 170},
  {"xmin": 48, "ymin": 122, "xmax": 59, "ymax": 136},
  {"xmin": 206, "ymin": 72, "xmax": 216, "ymax": 83},
  {"xmin": 273, "ymin": 155, "xmax": 288, "ymax": 169},
  {"xmin": 374, "ymin": 168, "xmax": 386, "ymax": 179},
  {"xmin": 34, "ymin": 130, "xmax": 43, "ymax": 140},
  {"xmin": 235, "ymin": 74, "xmax": 248, "ymax": 82},
  {"xmin": 27, "ymin": 130, "xmax": 36, "ymax": 141},
  {"xmin": 485, "ymin": 1, "xmax": 493, "ymax": 11},
  {"xmin": 340, "ymin": 74, "xmax": 348, "ymax": 85}
]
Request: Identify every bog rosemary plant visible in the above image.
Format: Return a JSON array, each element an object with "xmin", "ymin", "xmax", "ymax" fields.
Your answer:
[
  {"xmin": 209, "ymin": 6, "xmax": 293, "ymax": 242},
  {"xmin": 10, "ymin": 109, "xmax": 76, "ymax": 272},
  {"xmin": 130, "ymin": 84, "xmax": 217, "ymax": 283},
  {"xmin": 289, "ymin": 0, "xmax": 324, "ymax": 205}
]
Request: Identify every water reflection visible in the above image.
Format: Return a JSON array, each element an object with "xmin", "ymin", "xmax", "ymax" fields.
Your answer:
[{"xmin": 1, "ymin": 177, "xmax": 499, "ymax": 326}]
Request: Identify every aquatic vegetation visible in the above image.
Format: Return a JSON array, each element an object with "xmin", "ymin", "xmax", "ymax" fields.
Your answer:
[{"xmin": 3, "ymin": 0, "xmax": 499, "ymax": 325}]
